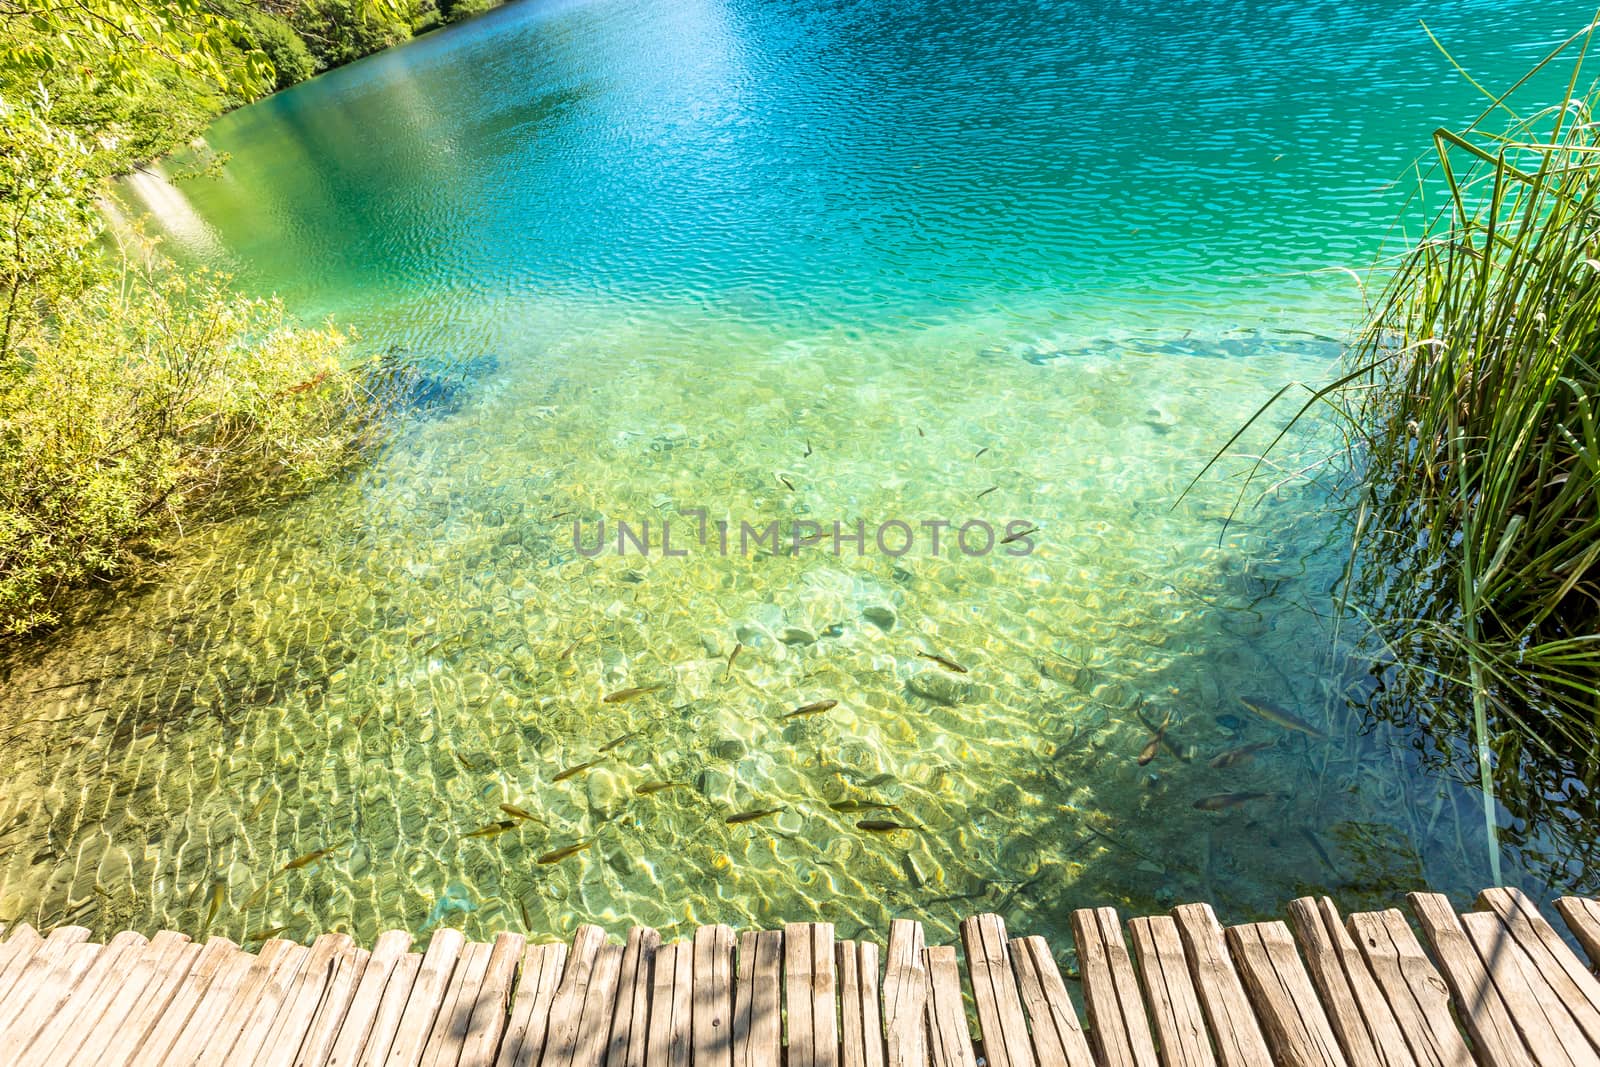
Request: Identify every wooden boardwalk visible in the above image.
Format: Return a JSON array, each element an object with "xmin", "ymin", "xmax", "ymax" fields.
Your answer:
[{"xmin": 1, "ymin": 887, "xmax": 1599, "ymax": 1067}]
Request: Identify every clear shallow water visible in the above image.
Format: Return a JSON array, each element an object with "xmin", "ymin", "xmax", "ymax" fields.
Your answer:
[{"xmin": 3, "ymin": 0, "xmax": 1589, "ymax": 946}]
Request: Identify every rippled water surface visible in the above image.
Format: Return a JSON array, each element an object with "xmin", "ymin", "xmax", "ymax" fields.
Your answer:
[{"xmin": 2, "ymin": 0, "xmax": 1586, "ymax": 945}]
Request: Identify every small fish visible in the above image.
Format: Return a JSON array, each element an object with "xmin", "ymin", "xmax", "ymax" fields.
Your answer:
[
  {"xmin": 725, "ymin": 643, "xmax": 742, "ymax": 681},
  {"xmin": 1207, "ymin": 741, "xmax": 1273, "ymax": 769},
  {"xmin": 858, "ymin": 773, "xmax": 897, "ymax": 788},
  {"xmin": 917, "ymin": 651, "xmax": 968, "ymax": 674},
  {"xmin": 974, "ymin": 447, "xmax": 988, "ymax": 458},
  {"xmin": 856, "ymin": 819, "xmax": 922, "ymax": 833},
  {"xmin": 1238, "ymin": 697, "xmax": 1327, "ymax": 739},
  {"xmin": 538, "ymin": 840, "xmax": 593, "ymax": 864},
  {"xmin": 1193, "ymin": 791, "xmax": 1275, "ymax": 811},
  {"xmin": 500, "ymin": 804, "xmax": 539, "ymax": 821},
  {"xmin": 599, "ymin": 731, "xmax": 640, "ymax": 753},
  {"xmin": 602, "ymin": 685, "xmax": 665, "ymax": 704},
  {"xmin": 829, "ymin": 800, "xmax": 901, "ymax": 813},
  {"xmin": 900, "ymin": 854, "xmax": 924, "ymax": 889},
  {"xmin": 456, "ymin": 751, "xmax": 492, "ymax": 771},
  {"xmin": 975, "ymin": 485, "xmax": 998, "ymax": 500},
  {"xmin": 246, "ymin": 925, "xmax": 291, "ymax": 942},
  {"xmin": 1000, "ymin": 525, "xmax": 1039, "ymax": 545},
  {"xmin": 549, "ymin": 511, "xmax": 575, "ymax": 521},
  {"xmin": 777, "ymin": 473, "xmax": 795, "ymax": 491},
  {"xmin": 725, "ymin": 808, "xmax": 784, "ymax": 825},
  {"xmin": 784, "ymin": 699, "xmax": 838, "ymax": 719},
  {"xmin": 917, "ymin": 426, "xmax": 925, "ymax": 438},
  {"xmin": 518, "ymin": 898, "xmax": 532, "ymax": 928},
  {"xmin": 247, "ymin": 790, "xmax": 274, "ymax": 821},
  {"xmin": 803, "ymin": 440, "xmax": 813, "ymax": 458},
  {"xmin": 635, "ymin": 781, "xmax": 690, "ymax": 796},
  {"xmin": 465, "ymin": 820, "xmax": 518, "ymax": 838},
  {"xmin": 200, "ymin": 881, "xmax": 224, "ymax": 936},
  {"xmin": 557, "ymin": 639, "xmax": 580, "ymax": 662},
  {"xmin": 1138, "ymin": 713, "xmax": 1171, "ymax": 766},
  {"xmin": 282, "ymin": 845, "xmax": 340, "ymax": 872},
  {"xmin": 553, "ymin": 759, "xmax": 603, "ymax": 782}
]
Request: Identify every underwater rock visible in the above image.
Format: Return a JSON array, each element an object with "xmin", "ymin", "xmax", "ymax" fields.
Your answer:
[
  {"xmin": 907, "ymin": 670, "xmax": 973, "ymax": 705},
  {"xmin": 711, "ymin": 738, "xmax": 747, "ymax": 762},
  {"xmin": 696, "ymin": 768, "xmax": 735, "ymax": 806},
  {"xmin": 780, "ymin": 626, "xmax": 816, "ymax": 646},
  {"xmin": 586, "ymin": 768, "xmax": 625, "ymax": 814},
  {"xmin": 862, "ymin": 605, "xmax": 896, "ymax": 630}
]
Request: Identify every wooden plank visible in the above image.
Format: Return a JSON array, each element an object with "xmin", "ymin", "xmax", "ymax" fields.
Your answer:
[
  {"xmin": 694, "ymin": 926, "xmax": 736, "ymax": 1067},
  {"xmin": 960, "ymin": 914, "xmax": 1035, "ymax": 1067},
  {"xmin": 838, "ymin": 941, "xmax": 881, "ymax": 1067},
  {"xmin": 645, "ymin": 942, "xmax": 693, "ymax": 1067},
  {"xmin": 148, "ymin": 942, "xmax": 264, "ymax": 1067},
  {"xmin": 787, "ymin": 925, "xmax": 818, "ymax": 1067},
  {"xmin": 733, "ymin": 931, "xmax": 782, "ymax": 1067},
  {"xmin": 1477, "ymin": 887, "xmax": 1600, "ymax": 1052},
  {"xmin": 1127, "ymin": 917, "xmax": 1217, "ymax": 1067},
  {"xmin": 0, "ymin": 923, "xmax": 44, "ymax": 1000},
  {"xmin": 312, "ymin": 932, "xmax": 409, "ymax": 1067},
  {"xmin": 252, "ymin": 934, "xmax": 357, "ymax": 1067},
  {"xmin": 384, "ymin": 927, "xmax": 467, "ymax": 1067},
  {"xmin": 120, "ymin": 938, "xmax": 239, "ymax": 1067},
  {"xmin": 420, "ymin": 938, "xmax": 494, "ymax": 1067},
  {"xmin": 607, "ymin": 927, "xmax": 660, "ymax": 1067},
  {"xmin": 0, "ymin": 939, "xmax": 101, "ymax": 1062},
  {"xmin": 1407, "ymin": 893, "xmax": 1537, "ymax": 1067},
  {"xmin": 220, "ymin": 941, "xmax": 313, "ymax": 1065},
  {"xmin": 572, "ymin": 944, "xmax": 625, "ymax": 1067},
  {"xmin": 67, "ymin": 929, "xmax": 193, "ymax": 1062},
  {"xmin": 856, "ymin": 942, "xmax": 884, "ymax": 1067},
  {"xmin": 539, "ymin": 925, "xmax": 607, "ymax": 1067},
  {"xmin": 459, "ymin": 932, "xmax": 528, "ymax": 1067},
  {"xmin": 1072, "ymin": 906, "xmax": 1159, "ymax": 1067},
  {"xmin": 351, "ymin": 951, "xmax": 424, "ymax": 1067},
  {"xmin": 1286, "ymin": 898, "xmax": 1413, "ymax": 1067},
  {"xmin": 495, "ymin": 942, "xmax": 568, "ymax": 1067},
  {"xmin": 811, "ymin": 924, "xmax": 839, "ymax": 1067},
  {"xmin": 297, "ymin": 933, "xmax": 403, "ymax": 1067},
  {"xmin": 19, "ymin": 929, "xmax": 149, "ymax": 1066},
  {"xmin": 923, "ymin": 946, "xmax": 977, "ymax": 1067},
  {"xmin": 1225, "ymin": 921, "xmax": 1347, "ymax": 1067},
  {"xmin": 1171, "ymin": 903, "xmax": 1271, "ymax": 1067},
  {"xmin": 1345, "ymin": 909, "xmax": 1473, "ymax": 1067},
  {"xmin": 1555, "ymin": 899, "xmax": 1600, "ymax": 974},
  {"xmin": 1009, "ymin": 936, "xmax": 1094, "ymax": 1067},
  {"xmin": 882, "ymin": 920, "xmax": 927, "ymax": 1067},
  {"xmin": 1458, "ymin": 911, "xmax": 1593, "ymax": 1067},
  {"xmin": 98, "ymin": 937, "xmax": 204, "ymax": 1067},
  {"xmin": 181, "ymin": 938, "xmax": 302, "ymax": 1065}
]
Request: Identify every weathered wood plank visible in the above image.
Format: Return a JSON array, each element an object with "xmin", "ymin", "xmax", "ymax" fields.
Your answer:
[
  {"xmin": 923, "ymin": 945, "xmax": 977, "ymax": 1067},
  {"xmin": 607, "ymin": 927, "xmax": 659, "ymax": 1067},
  {"xmin": 811, "ymin": 924, "xmax": 839, "ymax": 1067},
  {"xmin": 351, "ymin": 951, "xmax": 424, "ymax": 1067},
  {"xmin": 0, "ymin": 937, "xmax": 100, "ymax": 1062},
  {"xmin": 298, "ymin": 932, "xmax": 404, "ymax": 1067},
  {"xmin": 253, "ymin": 933, "xmax": 356, "ymax": 1067},
  {"xmin": 457, "ymin": 933, "xmax": 528, "ymax": 1067},
  {"xmin": 1009, "ymin": 935, "xmax": 1095, "ymax": 1067},
  {"xmin": 1477, "ymin": 887, "xmax": 1600, "ymax": 1053},
  {"xmin": 100, "ymin": 936, "xmax": 204, "ymax": 1067},
  {"xmin": 20, "ymin": 929, "xmax": 149, "ymax": 1066},
  {"xmin": 1345, "ymin": 909, "xmax": 1473, "ymax": 1067},
  {"xmin": 1127, "ymin": 916, "xmax": 1216, "ymax": 1067},
  {"xmin": 786, "ymin": 924, "xmax": 818, "ymax": 1067},
  {"xmin": 540, "ymin": 925, "xmax": 607, "ymax": 1067},
  {"xmin": 419, "ymin": 939, "xmax": 493, "ymax": 1067},
  {"xmin": 1407, "ymin": 893, "xmax": 1536, "ymax": 1067},
  {"xmin": 385, "ymin": 927, "xmax": 467, "ymax": 1067},
  {"xmin": 1555, "ymin": 899, "xmax": 1600, "ymax": 974},
  {"xmin": 1286, "ymin": 898, "xmax": 1413, "ymax": 1067},
  {"xmin": 496, "ymin": 942, "xmax": 568, "ymax": 1067},
  {"xmin": 645, "ymin": 942, "xmax": 693, "ymax": 1067},
  {"xmin": 1171, "ymin": 904, "xmax": 1271, "ymax": 1067},
  {"xmin": 961, "ymin": 915, "xmax": 1035, "ymax": 1067},
  {"xmin": 1225, "ymin": 921, "xmax": 1347, "ymax": 1067},
  {"xmin": 67, "ymin": 930, "xmax": 192, "ymax": 1063},
  {"xmin": 694, "ymin": 926, "xmax": 736, "ymax": 1067},
  {"xmin": 1458, "ymin": 911, "xmax": 1590, "ymax": 1067},
  {"xmin": 124, "ymin": 937, "xmax": 239, "ymax": 1067},
  {"xmin": 882, "ymin": 920, "xmax": 928, "ymax": 1067},
  {"xmin": 572, "ymin": 943, "xmax": 625, "ymax": 1067},
  {"xmin": 838, "ymin": 940, "xmax": 884, "ymax": 1067},
  {"xmin": 734, "ymin": 930, "xmax": 782, "ymax": 1067},
  {"xmin": 0, "ymin": 923, "xmax": 44, "ymax": 1001},
  {"xmin": 219, "ymin": 941, "xmax": 312, "ymax": 1065},
  {"xmin": 1073, "ymin": 906, "xmax": 1160, "ymax": 1067},
  {"xmin": 145, "ymin": 941, "xmax": 262, "ymax": 1067},
  {"xmin": 184, "ymin": 938, "xmax": 303, "ymax": 1065},
  {"xmin": 0, "ymin": 925, "xmax": 90, "ymax": 1025}
]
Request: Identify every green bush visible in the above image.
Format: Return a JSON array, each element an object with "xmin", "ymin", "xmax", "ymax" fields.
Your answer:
[
  {"xmin": 441, "ymin": 0, "xmax": 498, "ymax": 25},
  {"xmin": 290, "ymin": 0, "xmax": 415, "ymax": 70},
  {"xmin": 245, "ymin": 12, "xmax": 317, "ymax": 90},
  {"xmin": 0, "ymin": 256, "xmax": 380, "ymax": 636}
]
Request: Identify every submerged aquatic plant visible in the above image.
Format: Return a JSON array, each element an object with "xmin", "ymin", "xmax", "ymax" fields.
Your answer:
[{"xmin": 1196, "ymin": 24, "xmax": 1600, "ymax": 880}]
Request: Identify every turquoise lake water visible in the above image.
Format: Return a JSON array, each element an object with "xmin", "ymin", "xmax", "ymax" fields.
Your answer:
[{"xmin": 1, "ymin": 0, "xmax": 1590, "ymax": 946}]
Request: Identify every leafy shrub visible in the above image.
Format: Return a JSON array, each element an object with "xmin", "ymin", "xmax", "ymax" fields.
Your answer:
[
  {"xmin": 290, "ymin": 0, "xmax": 415, "ymax": 70},
  {"xmin": 245, "ymin": 12, "xmax": 318, "ymax": 89},
  {"xmin": 441, "ymin": 0, "xmax": 499, "ymax": 25}
]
